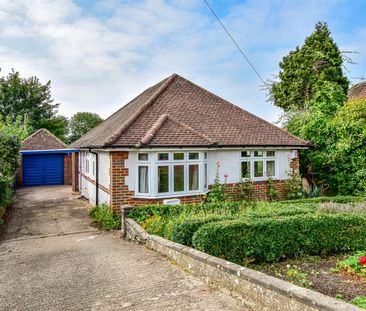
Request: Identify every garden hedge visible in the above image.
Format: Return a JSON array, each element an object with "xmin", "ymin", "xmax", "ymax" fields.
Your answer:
[
  {"xmin": 279, "ymin": 196, "xmax": 365, "ymax": 204},
  {"xmin": 170, "ymin": 215, "xmax": 234, "ymax": 247},
  {"xmin": 129, "ymin": 202, "xmax": 244, "ymax": 224},
  {"xmin": 192, "ymin": 213, "xmax": 366, "ymax": 263}
]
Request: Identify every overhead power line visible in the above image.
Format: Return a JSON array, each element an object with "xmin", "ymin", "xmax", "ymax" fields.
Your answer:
[{"xmin": 203, "ymin": 0, "xmax": 270, "ymax": 90}]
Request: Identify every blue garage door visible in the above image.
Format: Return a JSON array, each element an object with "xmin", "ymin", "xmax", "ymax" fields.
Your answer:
[{"xmin": 23, "ymin": 154, "xmax": 64, "ymax": 186}]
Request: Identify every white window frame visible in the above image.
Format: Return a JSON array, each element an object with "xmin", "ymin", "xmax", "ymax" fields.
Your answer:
[
  {"xmin": 137, "ymin": 165, "xmax": 150, "ymax": 195},
  {"xmin": 240, "ymin": 150, "xmax": 278, "ymax": 181},
  {"xmin": 136, "ymin": 151, "xmax": 205, "ymax": 198}
]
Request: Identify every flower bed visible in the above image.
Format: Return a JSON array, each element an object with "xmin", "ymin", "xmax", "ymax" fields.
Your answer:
[{"xmin": 129, "ymin": 197, "xmax": 366, "ymax": 307}]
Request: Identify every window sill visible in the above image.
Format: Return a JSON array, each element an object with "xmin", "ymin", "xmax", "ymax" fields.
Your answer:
[{"xmin": 133, "ymin": 191, "xmax": 209, "ymax": 200}]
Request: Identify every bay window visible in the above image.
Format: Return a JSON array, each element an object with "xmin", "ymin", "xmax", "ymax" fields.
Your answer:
[
  {"xmin": 138, "ymin": 166, "xmax": 149, "ymax": 193},
  {"xmin": 136, "ymin": 151, "xmax": 208, "ymax": 197},
  {"xmin": 158, "ymin": 166, "xmax": 169, "ymax": 193},
  {"xmin": 240, "ymin": 150, "xmax": 277, "ymax": 180},
  {"xmin": 173, "ymin": 165, "xmax": 184, "ymax": 192},
  {"xmin": 137, "ymin": 151, "xmax": 206, "ymax": 197},
  {"xmin": 189, "ymin": 164, "xmax": 199, "ymax": 191}
]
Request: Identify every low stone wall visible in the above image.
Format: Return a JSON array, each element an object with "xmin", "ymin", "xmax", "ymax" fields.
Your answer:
[{"xmin": 123, "ymin": 215, "xmax": 362, "ymax": 311}]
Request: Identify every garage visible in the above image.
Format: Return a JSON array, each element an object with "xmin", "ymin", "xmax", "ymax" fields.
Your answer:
[
  {"xmin": 22, "ymin": 153, "xmax": 65, "ymax": 187},
  {"xmin": 18, "ymin": 128, "xmax": 78, "ymax": 188}
]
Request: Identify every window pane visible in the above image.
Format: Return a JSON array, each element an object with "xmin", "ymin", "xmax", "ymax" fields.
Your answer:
[
  {"xmin": 204, "ymin": 163, "xmax": 208, "ymax": 189},
  {"xmin": 204, "ymin": 152, "xmax": 207, "ymax": 160},
  {"xmin": 138, "ymin": 166, "xmax": 149, "ymax": 193},
  {"xmin": 189, "ymin": 164, "xmax": 199, "ymax": 191},
  {"xmin": 254, "ymin": 150, "xmax": 263, "ymax": 157},
  {"xmin": 174, "ymin": 165, "xmax": 184, "ymax": 192},
  {"xmin": 189, "ymin": 152, "xmax": 199, "ymax": 160},
  {"xmin": 254, "ymin": 161, "xmax": 264, "ymax": 177},
  {"xmin": 158, "ymin": 153, "xmax": 169, "ymax": 161},
  {"xmin": 138, "ymin": 153, "xmax": 149, "ymax": 161},
  {"xmin": 241, "ymin": 161, "xmax": 251, "ymax": 178},
  {"xmin": 266, "ymin": 160, "xmax": 275, "ymax": 177},
  {"xmin": 173, "ymin": 153, "xmax": 184, "ymax": 160},
  {"xmin": 241, "ymin": 151, "xmax": 251, "ymax": 157},
  {"xmin": 266, "ymin": 150, "xmax": 275, "ymax": 157},
  {"xmin": 158, "ymin": 166, "xmax": 169, "ymax": 193}
]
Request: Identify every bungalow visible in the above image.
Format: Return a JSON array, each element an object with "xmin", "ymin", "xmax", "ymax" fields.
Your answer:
[{"xmin": 71, "ymin": 74, "xmax": 309, "ymax": 211}]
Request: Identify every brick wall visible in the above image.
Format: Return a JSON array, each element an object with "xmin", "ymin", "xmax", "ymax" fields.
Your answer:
[
  {"xmin": 109, "ymin": 151, "xmax": 300, "ymax": 211},
  {"xmin": 64, "ymin": 154, "xmax": 72, "ymax": 185}
]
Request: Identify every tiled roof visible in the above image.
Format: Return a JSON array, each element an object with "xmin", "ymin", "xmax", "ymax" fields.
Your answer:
[
  {"xmin": 21, "ymin": 128, "xmax": 68, "ymax": 151},
  {"xmin": 348, "ymin": 82, "xmax": 366, "ymax": 100},
  {"xmin": 72, "ymin": 74, "xmax": 309, "ymax": 148}
]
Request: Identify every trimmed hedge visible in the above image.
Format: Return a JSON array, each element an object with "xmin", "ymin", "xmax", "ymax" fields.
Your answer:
[
  {"xmin": 192, "ymin": 214, "xmax": 366, "ymax": 263},
  {"xmin": 170, "ymin": 215, "xmax": 234, "ymax": 247},
  {"xmin": 244, "ymin": 203, "xmax": 317, "ymax": 218},
  {"xmin": 129, "ymin": 202, "xmax": 244, "ymax": 224},
  {"xmin": 279, "ymin": 196, "xmax": 365, "ymax": 204}
]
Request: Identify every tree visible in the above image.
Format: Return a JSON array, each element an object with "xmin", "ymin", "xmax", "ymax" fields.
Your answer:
[
  {"xmin": 271, "ymin": 22, "xmax": 349, "ymax": 113},
  {"xmin": 68, "ymin": 112, "xmax": 103, "ymax": 143},
  {"xmin": 40, "ymin": 115, "xmax": 69, "ymax": 143},
  {"xmin": 327, "ymin": 97, "xmax": 366, "ymax": 194},
  {"xmin": 0, "ymin": 69, "xmax": 67, "ymax": 141},
  {"xmin": 270, "ymin": 22, "xmax": 351, "ymax": 194},
  {"xmin": 0, "ymin": 116, "xmax": 30, "ymax": 177}
]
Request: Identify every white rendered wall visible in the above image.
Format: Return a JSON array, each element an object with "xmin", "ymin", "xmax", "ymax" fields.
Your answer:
[
  {"xmin": 207, "ymin": 149, "xmax": 293, "ymax": 184},
  {"xmin": 80, "ymin": 150, "xmax": 110, "ymax": 206},
  {"xmin": 124, "ymin": 149, "xmax": 294, "ymax": 197}
]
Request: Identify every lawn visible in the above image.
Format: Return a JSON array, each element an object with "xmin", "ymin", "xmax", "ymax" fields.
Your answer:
[{"xmin": 129, "ymin": 196, "xmax": 366, "ymax": 308}]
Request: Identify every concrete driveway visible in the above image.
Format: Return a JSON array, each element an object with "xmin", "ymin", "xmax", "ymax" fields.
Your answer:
[{"xmin": 0, "ymin": 186, "xmax": 244, "ymax": 310}]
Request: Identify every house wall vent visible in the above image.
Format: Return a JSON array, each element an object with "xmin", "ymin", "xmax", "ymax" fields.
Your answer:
[{"xmin": 163, "ymin": 198, "xmax": 181, "ymax": 205}]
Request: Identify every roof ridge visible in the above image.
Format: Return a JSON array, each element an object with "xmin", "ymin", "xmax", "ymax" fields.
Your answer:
[
  {"xmin": 22, "ymin": 128, "xmax": 67, "ymax": 148},
  {"xmin": 135, "ymin": 113, "xmax": 216, "ymax": 148},
  {"xmin": 178, "ymin": 75, "xmax": 310, "ymax": 146},
  {"xmin": 103, "ymin": 74, "xmax": 177, "ymax": 147},
  {"xmin": 71, "ymin": 77, "xmax": 171, "ymax": 147},
  {"xmin": 135, "ymin": 114, "xmax": 169, "ymax": 147}
]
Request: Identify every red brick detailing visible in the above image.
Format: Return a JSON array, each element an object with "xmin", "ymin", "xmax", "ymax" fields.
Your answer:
[
  {"xmin": 223, "ymin": 180, "xmax": 287, "ymax": 201},
  {"xmin": 108, "ymin": 151, "xmax": 301, "ymax": 211},
  {"xmin": 72, "ymin": 152, "xmax": 79, "ymax": 192},
  {"xmin": 290, "ymin": 153, "xmax": 300, "ymax": 172},
  {"xmin": 109, "ymin": 151, "xmax": 134, "ymax": 211},
  {"xmin": 64, "ymin": 154, "xmax": 72, "ymax": 185},
  {"xmin": 109, "ymin": 151, "xmax": 206, "ymax": 212}
]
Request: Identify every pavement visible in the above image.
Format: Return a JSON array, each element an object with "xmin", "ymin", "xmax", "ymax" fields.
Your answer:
[{"xmin": 0, "ymin": 186, "xmax": 245, "ymax": 311}]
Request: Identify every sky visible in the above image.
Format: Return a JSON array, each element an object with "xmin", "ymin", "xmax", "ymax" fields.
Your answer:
[{"xmin": 0, "ymin": 0, "xmax": 365, "ymax": 123}]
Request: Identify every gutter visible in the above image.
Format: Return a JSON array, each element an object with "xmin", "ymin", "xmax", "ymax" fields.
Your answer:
[{"xmin": 89, "ymin": 149, "xmax": 99, "ymax": 206}]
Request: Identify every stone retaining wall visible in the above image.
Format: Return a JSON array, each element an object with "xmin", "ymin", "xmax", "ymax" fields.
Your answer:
[{"xmin": 122, "ymin": 211, "xmax": 362, "ymax": 311}]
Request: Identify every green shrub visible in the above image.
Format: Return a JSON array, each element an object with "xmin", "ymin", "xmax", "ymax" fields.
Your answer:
[
  {"xmin": 170, "ymin": 215, "xmax": 233, "ymax": 247},
  {"xmin": 129, "ymin": 202, "xmax": 244, "ymax": 224},
  {"xmin": 279, "ymin": 196, "xmax": 365, "ymax": 204},
  {"xmin": 285, "ymin": 171, "xmax": 306, "ymax": 200},
  {"xmin": 192, "ymin": 214, "xmax": 366, "ymax": 264},
  {"xmin": 89, "ymin": 204, "xmax": 121, "ymax": 230},
  {"xmin": 0, "ymin": 175, "xmax": 15, "ymax": 209},
  {"xmin": 244, "ymin": 206, "xmax": 316, "ymax": 219},
  {"xmin": 350, "ymin": 296, "xmax": 366, "ymax": 309},
  {"xmin": 335, "ymin": 251, "xmax": 366, "ymax": 278}
]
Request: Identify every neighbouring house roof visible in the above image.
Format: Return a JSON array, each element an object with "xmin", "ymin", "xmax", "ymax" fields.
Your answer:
[
  {"xmin": 348, "ymin": 81, "xmax": 366, "ymax": 100},
  {"xmin": 72, "ymin": 74, "xmax": 309, "ymax": 149},
  {"xmin": 21, "ymin": 128, "xmax": 68, "ymax": 151}
]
